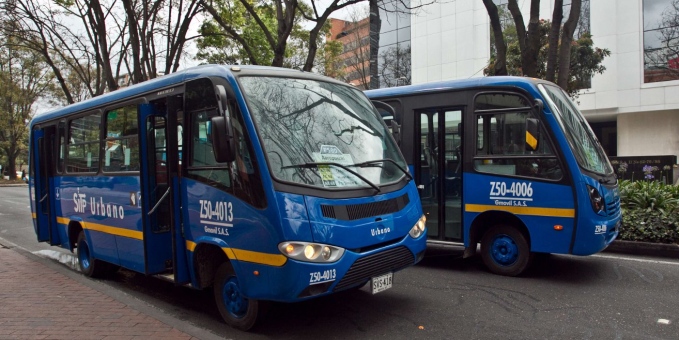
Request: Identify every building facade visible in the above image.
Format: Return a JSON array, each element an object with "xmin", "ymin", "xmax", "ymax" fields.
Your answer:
[{"xmin": 328, "ymin": 17, "xmax": 372, "ymax": 89}]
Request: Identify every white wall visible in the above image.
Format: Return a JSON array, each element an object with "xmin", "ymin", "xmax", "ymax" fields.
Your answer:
[
  {"xmin": 411, "ymin": 0, "xmax": 490, "ymax": 83},
  {"xmin": 618, "ymin": 110, "xmax": 679, "ymax": 158}
]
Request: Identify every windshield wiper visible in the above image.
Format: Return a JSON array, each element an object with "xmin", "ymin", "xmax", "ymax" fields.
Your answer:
[
  {"xmin": 599, "ymin": 176, "xmax": 616, "ymax": 185},
  {"xmin": 281, "ymin": 162, "xmax": 381, "ymax": 194},
  {"xmin": 353, "ymin": 158, "xmax": 413, "ymax": 181}
]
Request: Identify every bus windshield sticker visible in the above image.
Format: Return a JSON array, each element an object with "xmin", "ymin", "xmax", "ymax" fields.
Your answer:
[{"xmin": 312, "ymin": 145, "xmax": 358, "ymax": 188}]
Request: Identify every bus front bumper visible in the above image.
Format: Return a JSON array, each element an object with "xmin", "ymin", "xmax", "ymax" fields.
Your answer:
[{"xmin": 234, "ymin": 234, "xmax": 427, "ymax": 302}]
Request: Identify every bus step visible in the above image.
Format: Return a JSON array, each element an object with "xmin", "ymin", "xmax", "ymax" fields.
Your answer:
[{"xmin": 156, "ymin": 273, "xmax": 175, "ymax": 282}]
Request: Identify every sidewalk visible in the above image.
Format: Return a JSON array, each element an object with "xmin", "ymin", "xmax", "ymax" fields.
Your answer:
[{"xmin": 0, "ymin": 242, "xmax": 223, "ymax": 340}]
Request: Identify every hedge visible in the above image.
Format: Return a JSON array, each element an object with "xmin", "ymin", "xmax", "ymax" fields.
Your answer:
[{"xmin": 618, "ymin": 180, "xmax": 679, "ymax": 244}]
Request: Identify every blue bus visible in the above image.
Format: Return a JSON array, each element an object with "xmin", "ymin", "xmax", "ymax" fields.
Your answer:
[
  {"xmin": 365, "ymin": 76, "xmax": 620, "ymax": 276},
  {"xmin": 28, "ymin": 65, "xmax": 427, "ymax": 330}
]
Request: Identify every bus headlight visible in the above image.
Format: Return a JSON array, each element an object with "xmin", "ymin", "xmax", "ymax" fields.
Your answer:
[
  {"xmin": 278, "ymin": 242, "xmax": 345, "ymax": 263},
  {"xmin": 409, "ymin": 215, "xmax": 427, "ymax": 238},
  {"xmin": 587, "ymin": 185, "xmax": 604, "ymax": 213}
]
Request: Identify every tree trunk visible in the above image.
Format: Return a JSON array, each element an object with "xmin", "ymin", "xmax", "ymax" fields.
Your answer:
[
  {"xmin": 303, "ymin": 25, "xmax": 324, "ymax": 71},
  {"xmin": 88, "ymin": 0, "xmax": 118, "ymax": 92},
  {"xmin": 121, "ymin": 0, "xmax": 143, "ymax": 83},
  {"xmin": 507, "ymin": 0, "xmax": 540, "ymax": 77},
  {"xmin": 557, "ymin": 0, "xmax": 581, "ymax": 89},
  {"xmin": 271, "ymin": 0, "xmax": 297, "ymax": 67},
  {"xmin": 546, "ymin": 0, "xmax": 563, "ymax": 82},
  {"xmin": 482, "ymin": 0, "xmax": 507, "ymax": 75}
]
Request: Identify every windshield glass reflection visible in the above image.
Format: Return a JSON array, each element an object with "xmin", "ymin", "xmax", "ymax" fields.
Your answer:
[
  {"xmin": 239, "ymin": 76, "xmax": 407, "ymax": 190},
  {"xmin": 539, "ymin": 84, "xmax": 613, "ymax": 175}
]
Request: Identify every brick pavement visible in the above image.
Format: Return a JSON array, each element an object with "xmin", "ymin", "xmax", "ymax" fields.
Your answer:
[{"xmin": 0, "ymin": 246, "xmax": 201, "ymax": 340}]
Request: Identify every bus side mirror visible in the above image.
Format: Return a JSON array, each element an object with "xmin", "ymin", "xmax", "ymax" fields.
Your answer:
[
  {"xmin": 525, "ymin": 118, "xmax": 540, "ymax": 151},
  {"xmin": 391, "ymin": 121, "xmax": 401, "ymax": 146},
  {"xmin": 215, "ymin": 85, "xmax": 229, "ymax": 116},
  {"xmin": 371, "ymin": 100, "xmax": 400, "ymax": 144},
  {"xmin": 211, "ymin": 116, "xmax": 236, "ymax": 163},
  {"xmin": 533, "ymin": 98, "xmax": 544, "ymax": 113}
]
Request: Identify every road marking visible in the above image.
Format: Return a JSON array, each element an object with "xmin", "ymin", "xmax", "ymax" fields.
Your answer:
[
  {"xmin": 593, "ymin": 254, "xmax": 679, "ymax": 266},
  {"xmin": 657, "ymin": 319, "xmax": 671, "ymax": 325}
]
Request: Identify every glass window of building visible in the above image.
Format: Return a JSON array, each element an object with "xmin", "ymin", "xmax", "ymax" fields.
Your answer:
[
  {"xmin": 370, "ymin": 0, "xmax": 412, "ymax": 89},
  {"xmin": 643, "ymin": 0, "xmax": 679, "ymax": 83}
]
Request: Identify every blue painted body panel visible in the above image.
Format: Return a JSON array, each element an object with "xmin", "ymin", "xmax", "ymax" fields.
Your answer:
[
  {"xmin": 304, "ymin": 184, "xmax": 421, "ymax": 249},
  {"xmin": 54, "ymin": 175, "xmax": 145, "ymax": 271},
  {"xmin": 463, "ymin": 173, "xmax": 575, "ymax": 254}
]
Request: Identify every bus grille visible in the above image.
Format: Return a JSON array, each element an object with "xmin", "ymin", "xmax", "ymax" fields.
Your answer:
[
  {"xmin": 606, "ymin": 196, "xmax": 621, "ymax": 217},
  {"xmin": 321, "ymin": 194, "xmax": 410, "ymax": 221},
  {"xmin": 333, "ymin": 246, "xmax": 414, "ymax": 292}
]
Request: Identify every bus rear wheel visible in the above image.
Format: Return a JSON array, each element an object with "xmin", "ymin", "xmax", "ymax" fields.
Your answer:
[
  {"xmin": 213, "ymin": 262, "xmax": 265, "ymax": 331},
  {"xmin": 480, "ymin": 224, "xmax": 533, "ymax": 276},
  {"xmin": 76, "ymin": 231, "xmax": 111, "ymax": 278}
]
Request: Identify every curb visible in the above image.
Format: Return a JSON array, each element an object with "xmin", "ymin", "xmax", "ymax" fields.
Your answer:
[{"xmin": 604, "ymin": 240, "xmax": 679, "ymax": 259}]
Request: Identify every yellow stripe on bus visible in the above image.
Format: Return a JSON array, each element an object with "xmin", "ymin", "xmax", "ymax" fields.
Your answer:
[
  {"xmin": 55, "ymin": 216, "xmax": 144, "ymax": 240},
  {"xmin": 465, "ymin": 204, "xmax": 575, "ymax": 218},
  {"xmin": 185, "ymin": 241, "xmax": 287, "ymax": 267}
]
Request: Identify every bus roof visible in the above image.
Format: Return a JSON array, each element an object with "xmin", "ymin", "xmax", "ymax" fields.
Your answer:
[
  {"xmin": 30, "ymin": 64, "xmax": 333, "ymax": 127},
  {"xmin": 364, "ymin": 76, "xmax": 546, "ymax": 99}
]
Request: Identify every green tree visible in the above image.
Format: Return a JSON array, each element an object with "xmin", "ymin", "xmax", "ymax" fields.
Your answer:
[
  {"xmin": 484, "ymin": 18, "xmax": 609, "ymax": 97},
  {"xmin": 197, "ymin": 0, "xmax": 334, "ymax": 70},
  {"xmin": 0, "ymin": 37, "xmax": 52, "ymax": 178},
  {"xmin": 4, "ymin": 0, "xmax": 202, "ymax": 103}
]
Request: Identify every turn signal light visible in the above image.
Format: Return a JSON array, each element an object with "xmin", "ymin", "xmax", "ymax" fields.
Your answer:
[{"xmin": 553, "ymin": 225, "xmax": 564, "ymax": 231}]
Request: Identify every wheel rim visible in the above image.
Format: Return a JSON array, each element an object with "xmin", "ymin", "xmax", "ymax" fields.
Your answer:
[
  {"xmin": 78, "ymin": 241, "xmax": 91, "ymax": 270},
  {"xmin": 490, "ymin": 234, "xmax": 519, "ymax": 266},
  {"xmin": 221, "ymin": 277, "xmax": 248, "ymax": 319}
]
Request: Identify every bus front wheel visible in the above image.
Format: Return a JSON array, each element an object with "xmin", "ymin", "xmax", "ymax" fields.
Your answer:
[
  {"xmin": 213, "ymin": 262, "xmax": 265, "ymax": 331},
  {"xmin": 76, "ymin": 231, "xmax": 110, "ymax": 278},
  {"xmin": 480, "ymin": 224, "xmax": 533, "ymax": 276}
]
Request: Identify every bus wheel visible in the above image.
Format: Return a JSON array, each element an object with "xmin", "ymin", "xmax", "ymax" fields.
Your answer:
[
  {"xmin": 76, "ymin": 231, "xmax": 109, "ymax": 278},
  {"xmin": 480, "ymin": 225, "xmax": 533, "ymax": 276},
  {"xmin": 213, "ymin": 262, "xmax": 264, "ymax": 331}
]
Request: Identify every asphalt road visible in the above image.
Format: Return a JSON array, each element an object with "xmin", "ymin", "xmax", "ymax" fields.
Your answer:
[{"xmin": 1, "ymin": 185, "xmax": 679, "ymax": 339}]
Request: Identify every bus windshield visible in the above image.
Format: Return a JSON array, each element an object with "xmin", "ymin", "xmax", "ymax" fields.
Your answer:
[
  {"xmin": 538, "ymin": 84, "xmax": 613, "ymax": 175},
  {"xmin": 240, "ymin": 76, "xmax": 407, "ymax": 190}
]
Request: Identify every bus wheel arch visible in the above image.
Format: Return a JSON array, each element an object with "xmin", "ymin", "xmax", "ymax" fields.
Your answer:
[
  {"xmin": 472, "ymin": 211, "xmax": 534, "ymax": 276},
  {"xmin": 67, "ymin": 222, "xmax": 83, "ymax": 252},
  {"xmin": 76, "ymin": 230, "xmax": 114, "ymax": 277},
  {"xmin": 193, "ymin": 243, "xmax": 228, "ymax": 289}
]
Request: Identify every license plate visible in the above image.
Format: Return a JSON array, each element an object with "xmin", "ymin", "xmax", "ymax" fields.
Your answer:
[{"xmin": 371, "ymin": 272, "xmax": 393, "ymax": 294}]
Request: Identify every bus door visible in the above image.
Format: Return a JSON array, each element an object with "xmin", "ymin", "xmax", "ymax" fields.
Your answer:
[
  {"xmin": 31, "ymin": 126, "xmax": 60, "ymax": 245},
  {"xmin": 138, "ymin": 99, "xmax": 189, "ymax": 282},
  {"xmin": 417, "ymin": 109, "xmax": 463, "ymax": 241}
]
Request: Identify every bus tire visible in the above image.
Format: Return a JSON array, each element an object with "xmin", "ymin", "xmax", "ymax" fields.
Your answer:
[
  {"xmin": 480, "ymin": 224, "xmax": 533, "ymax": 277},
  {"xmin": 213, "ymin": 261, "xmax": 265, "ymax": 331},
  {"xmin": 76, "ymin": 231, "xmax": 109, "ymax": 278}
]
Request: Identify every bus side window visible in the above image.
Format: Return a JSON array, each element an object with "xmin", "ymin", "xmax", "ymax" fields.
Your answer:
[
  {"xmin": 104, "ymin": 104, "xmax": 140, "ymax": 172},
  {"xmin": 67, "ymin": 113, "xmax": 101, "ymax": 173},
  {"xmin": 187, "ymin": 109, "xmax": 231, "ymax": 189},
  {"xmin": 473, "ymin": 93, "xmax": 562, "ymax": 180}
]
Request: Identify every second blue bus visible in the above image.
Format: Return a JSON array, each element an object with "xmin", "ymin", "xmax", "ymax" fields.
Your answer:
[{"xmin": 365, "ymin": 76, "xmax": 621, "ymax": 276}]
